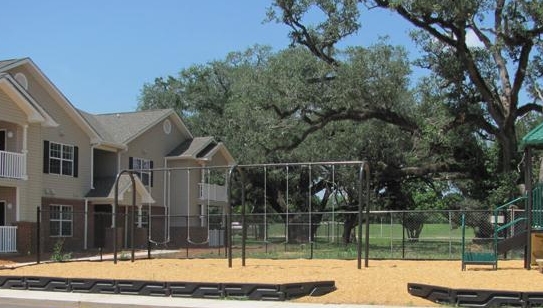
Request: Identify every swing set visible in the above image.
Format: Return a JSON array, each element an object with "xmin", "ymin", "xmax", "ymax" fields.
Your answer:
[{"xmin": 112, "ymin": 161, "xmax": 371, "ymax": 268}]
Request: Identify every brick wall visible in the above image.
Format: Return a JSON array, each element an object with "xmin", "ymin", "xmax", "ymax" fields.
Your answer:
[{"xmin": 14, "ymin": 221, "xmax": 36, "ymax": 255}]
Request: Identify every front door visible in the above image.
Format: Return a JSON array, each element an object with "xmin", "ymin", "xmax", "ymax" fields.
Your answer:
[
  {"xmin": 0, "ymin": 201, "xmax": 5, "ymax": 226},
  {"xmin": 0, "ymin": 130, "xmax": 5, "ymax": 151},
  {"xmin": 94, "ymin": 204, "xmax": 112, "ymax": 248}
]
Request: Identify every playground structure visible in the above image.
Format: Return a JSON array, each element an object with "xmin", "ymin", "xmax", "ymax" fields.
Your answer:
[
  {"xmin": 461, "ymin": 191, "xmax": 542, "ymax": 270},
  {"xmin": 462, "ymin": 122, "xmax": 543, "ymax": 270},
  {"xmin": 108, "ymin": 161, "xmax": 371, "ymax": 268}
]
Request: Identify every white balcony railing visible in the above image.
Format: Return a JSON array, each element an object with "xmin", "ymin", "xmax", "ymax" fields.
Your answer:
[
  {"xmin": 0, "ymin": 150, "xmax": 26, "ymax": 180},
  {"xmin": 0, "ymin": 226, "xmax": 17, "ymax": 253},
  {"xmin": 198, "ymin": 183, "xmax": 227, "ymax": 202}
]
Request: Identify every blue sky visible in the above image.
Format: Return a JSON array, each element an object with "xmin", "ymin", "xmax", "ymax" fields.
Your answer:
[{"xmin": 1, "ymin": 1, "xmax": 416, "ymax": 114}]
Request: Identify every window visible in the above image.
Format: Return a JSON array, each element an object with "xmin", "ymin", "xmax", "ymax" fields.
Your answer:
[
  {"xmin": 163, "ymin": 119, "xmax": 171, "ymax": 135},
  {"xmin": 43, "ymin": 141, "xmax": 78, "ymax": 177},
  {"xmin": 136, "ymin": 208, "xmax": 149, "ymax": 227},
  {"xmin": 14, "ymin": 72, "xmax": 28, "ymax": 90},
  {"xmin": 50, "ymin": 205, "xmax": 72, "ymax": 237},
  {"xmin": 129, "ymin": 157, "xmax": 153, "ymax": 186}
]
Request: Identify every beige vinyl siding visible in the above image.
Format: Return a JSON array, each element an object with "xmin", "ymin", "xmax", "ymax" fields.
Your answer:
[
  {"xmin": 41, "ymin": 131, "xmax": 92, "ymax": 201},
  {"xmin": 0, "ymin": 186, "xmax": 17, "ymax": 224},
  {"xmin": 166, "ymin": 160, "xmax": 201, "ymax": 227},
  {"xmin": 0, "ymin": 87, "xmax": 44, "ymax": 222},
  {"xmin": 0, "ymin": 91, "xmax": 27, "ymax": 126},
  {"xmin": 9, "ymin": 66, "xmax": 92, "ymax": 203},
  {"xmin": 121, "ymin": 115, "xmax": 190, "ymax": 209},
  {"xmin": 1, "ymin": 123, "xmax": 46, "ymax": 222},
  {"xmin": 205, "ymin": 147, "xmax": 231, "ymax": 167},
  {"xmin": 19, "ymin": 123, "xmax": 42, "ymax": 221},
  {"xmin": 0, "ymin": 121, "xmax": 21, "ymax": 153}
]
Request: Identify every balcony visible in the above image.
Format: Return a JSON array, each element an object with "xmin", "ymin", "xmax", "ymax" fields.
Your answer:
[
  {"xmin": 198, "ymin": 183, "xmax": 227, "ymax": 202},
  {"xmin": 0, "ymin": 150, "xmax": 26, "ymax": 180}
]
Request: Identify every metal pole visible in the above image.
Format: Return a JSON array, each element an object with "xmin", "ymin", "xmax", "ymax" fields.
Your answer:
[
  {"xmin": 114, "ymin": 176, "xmax": 118, "ymax": 264},
  {"xmin": 357, "ymin": 165, "xmax": 363, "ymax": 269},
  {"xmin": 240, "ymin": 167, "xmax": 247, "ymax": 267},
  {"xmin": 36, "ymin": 206, "xmax": 41, "ymax": 264},
  {"xmin": 226, "ymin": 165, "xmax": 237, "ymax": 268},
  {"xmin": 147, "ymin": 225, "xmax": 151, "ymax": 260},
  {"xmin": 364, "ymin": 162, "xmax": 370, "ymax": 268},
  {"xmin": 131, "ymin": 177, "xmax": 136, "ymax": 263},
  {"xmin": 113, "ymin": 170, "xmax": 137, "ymax": 264},
  {"xmin": 525, "ymin": 147, "xmax": 533, "ymax": 270},
  {"xmin": 358, "ymin": 162, "xmax": 371, "ymax": 269},
  {"xmin": 308, "ymin": 165, "xmax": 313, "ymax": 259},
  {"xmin": 402, "ymin": 211, "xmax": 406, "ymax": 259}
]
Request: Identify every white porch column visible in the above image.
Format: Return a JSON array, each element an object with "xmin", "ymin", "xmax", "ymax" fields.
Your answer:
[
  {"xmin": 22, "ymin": 125, "xmax": 28, "ymax": 180},
  {"xmin": 90, "ymin": 145, "xmax": 95, "ymax": 189},
  {"xmin": 15, "ymin": 187, "xmax": 20, "ymax": 222}
]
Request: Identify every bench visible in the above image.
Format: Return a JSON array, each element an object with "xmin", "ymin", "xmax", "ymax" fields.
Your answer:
[{"xmin": 462, "ymin": 252, "xmax": 497, "ymax": 270}]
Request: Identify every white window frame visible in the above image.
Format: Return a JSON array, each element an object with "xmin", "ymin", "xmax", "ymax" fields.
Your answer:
[
  {"xmin": 50, "ymin": 205, "xmax": 73, "ymax": 237},
  {"xmin": 132, "ymin": 157, "xmax": 151, "ymax": 186},
  {"xmin": 49, "ymin": 142, "xmax": 74, "ymax": 176},
  {"xmin": 135, "ymin": 207, "xmax": 149, "ymax": 227}
]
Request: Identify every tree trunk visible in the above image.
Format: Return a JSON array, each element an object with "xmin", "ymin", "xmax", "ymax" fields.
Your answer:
[{"xmin": 342, "ymin": 213, "xmax": 357, "ymax": 244}]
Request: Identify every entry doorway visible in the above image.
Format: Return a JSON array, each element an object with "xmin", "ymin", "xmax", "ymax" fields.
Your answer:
[
  {"xmin": 0, "ymin": 130, "xmax": 5, "ymax": 151},
  {"xmin": 94, "ymin": 204, "xmax": 111, "ymax": 248},
  {"xmin": 0, "ymin": 201, "xmax": 5, "ymax": 226}
]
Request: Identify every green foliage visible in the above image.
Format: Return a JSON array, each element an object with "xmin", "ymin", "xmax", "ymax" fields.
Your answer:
[
  {"xmin": 268, "ymin": 0, "xmax": 543, "ymax": 198},
  {"xmin": 119, "ymin": 251, "xmax": 131, "ymax": 261},
  {"xmin": 139, "ymin": 0, "xmax": 543, "ymax": 236},
  {"xmin": 50, "ymin": 239, "xmax": 72, "ymax": 262}
]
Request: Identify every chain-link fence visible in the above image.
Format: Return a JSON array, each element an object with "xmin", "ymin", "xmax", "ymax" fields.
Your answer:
[{"xmin": 35, "ymin": 207, "xmax": 526, "ymax": 263}]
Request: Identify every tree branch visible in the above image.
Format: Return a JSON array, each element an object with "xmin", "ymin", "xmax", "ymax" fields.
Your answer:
[{"xmin": 270, "ymin": 107, "xmax": 419, "ymax": 152}]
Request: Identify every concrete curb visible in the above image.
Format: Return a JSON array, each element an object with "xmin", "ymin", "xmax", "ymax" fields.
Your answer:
[{"xmin": 0, "ymin": 289, "xmax": 407, "ymax": 308}]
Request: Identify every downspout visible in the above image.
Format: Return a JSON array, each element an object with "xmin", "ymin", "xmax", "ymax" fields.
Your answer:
[
  {"xmin": 16, "ymin": 187, "xmax": 20, "ymax": 222},
  {"xmin": 124, "ymin": 206, "xmax": 129, "ymax": 248},
  {"xmin": 86, "ymin": 143, "xmax": 95, "ymax": 250},
  {"xmin": 163, "ymin": 157, "xmax": 170, "ymax": 242},
  {"xmin": 113, "ymin": 150, "xmax": 122, "ymax": 227},
  {"xmin": 22, "ymin": 125, "xmax": 28, "ymax": 180},
  {"xmin": 84, "ymin": 199, "xmax": 88, "ymax": 250},
  {"xmin": 90, "ymin": 144, "xmax": 96, "ymax": 189}
]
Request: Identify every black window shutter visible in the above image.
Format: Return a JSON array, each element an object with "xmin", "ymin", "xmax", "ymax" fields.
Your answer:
[
  {"xmin": 43, "ymin": 140, "xmax": 50, "ymax": 174},
  {"xmin": 73, "ymin": 146, "xmax": 79, "ymax": 178},
  {"xmin": 129, "ymin": 156, "xmax": 133, "ymax": 169},
  {"xmin": 150, "ymin": 160, "xmax": 154, "ymax": 187}
]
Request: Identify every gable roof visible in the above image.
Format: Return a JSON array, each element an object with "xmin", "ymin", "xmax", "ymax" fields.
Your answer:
[
  {"xmin": 0, "ymin": 59, "xmax": 21, "ymax": 70},
  {"xmin": 167, "ymin": 136, "xmax": 235, "ymax": 164},
  {"xmin": 168, "ymin": 137, "xmax": 215, "ymax": 158},
  {"xmin": 80, "ymin": 109, "xmax": 192, "ymax": 146},
  {"xmin": 520, "ymin": 122, "xmax": 543, "ymax": 150},
  {"xmin": 86, "ymin": 174, "xmax": 155, "ymax": 204},
  {"xmin": 0, "ymin": 73, "xmax": 58, "ymax": 127},
  {"xmin": 0, "ymin": 58, "xmax": 228, "ymax": 162},
  {"xmin": 0, "ymin": 57, "xmax": 101, "ymax": 142}
]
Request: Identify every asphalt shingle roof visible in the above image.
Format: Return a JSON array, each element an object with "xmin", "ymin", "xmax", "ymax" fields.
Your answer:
[
  {"xmin": 79, "ymin": 109, "xmax": 172, "ymax": 144},
  {"xmin": 0, "ymin": 59, "xmax": 22, "ymax": 71},
  {"xmin": 167, "ymin": 137, "xmax": 215, "ymax": 158},
  {"xmin": 86, "ymin": 177, "xmax": 116, "ymax": 198}
]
